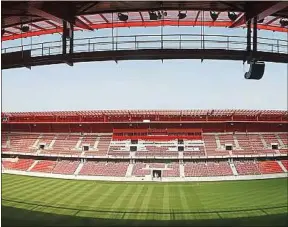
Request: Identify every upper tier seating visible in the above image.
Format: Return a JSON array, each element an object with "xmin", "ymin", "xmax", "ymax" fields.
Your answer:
[
  {"xmin": 92, "ymin": 136, "xmax": 111, "ymax": 156},
  {"xmin": 9, "ymin": 134, "xmax": 38, "ymax": 152},
  {"xmin": 79, "ymin": 161, "xmax": 128, "ymax": 176},
  {"xmin": 80, "ymin": 135, "xmax": 97, "ymax": 148},
  {"xmin": 203, "ymin": 135, "xmax": 230, "ymax": 156},
  {"xmin": 51, "ymin": 134, "xmax": 80, "ymax": 151},
  {"xmin": 1, "ymin": 133, "xmax": 8, "ymax": 147},
  {"xmin": 37, "ymin": 134, "xmax": 55, "ymax": 147},
  {"xmin": 233, "ymin": 134, "xmax": 255, "ymax": 155}
]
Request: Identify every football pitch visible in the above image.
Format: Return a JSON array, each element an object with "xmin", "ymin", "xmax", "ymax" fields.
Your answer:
[{"xmin": 1, "ymin": 174, "xmax": 288, "ymax": 226}]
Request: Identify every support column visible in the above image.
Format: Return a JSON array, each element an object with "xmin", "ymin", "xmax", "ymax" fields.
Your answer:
[
  {"xmin": 62, "ymin": 20, "xmax": 74, "ymax": 66},
  {"xmin": 252, "ymin": 17, "xmax": 257, "ymax": 53}
]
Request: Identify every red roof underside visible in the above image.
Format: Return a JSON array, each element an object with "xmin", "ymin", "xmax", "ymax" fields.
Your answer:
[{"xmin": 2, "ymin": 11, "xmax": 287, "ymax": 41}]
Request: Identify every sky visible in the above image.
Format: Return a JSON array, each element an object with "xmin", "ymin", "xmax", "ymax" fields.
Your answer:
[{"xmin": 1, "ymin": 26, "xmax": 287, "ymax": 112}]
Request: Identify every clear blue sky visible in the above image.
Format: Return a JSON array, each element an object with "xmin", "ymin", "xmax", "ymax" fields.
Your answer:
[{"xmin": 2, "ymin": 26, "xmax": 287, "ymax": 112}]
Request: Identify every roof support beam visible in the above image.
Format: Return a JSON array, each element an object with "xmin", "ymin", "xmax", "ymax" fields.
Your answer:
[
  {"xmin": 230, "ymin": 2, "xmax": 288, "ymax": 28},
  {"xmin": 99, "ymin": 14, "xmax": 109, "ymax": 23},
  {"xmin": 29, "ymin": 23, "xmax": 44, "ymax": 30},
  {"xmin": 45, "ymin": 20, "xmax": 60, "ymax": 28},
  {"xmin": 80, "ymin": 16, "xmax": 92, "ymax": 25},
  {"xmin": 265, "ymin": 17, "xmax": 279, "ymax": 25},
  {"xmin": 139, "ymin": 12, "xmax": 144, "ymax": 22},
  {"xmin": 27, "ymin": 6, "xmax": 93, "ymax": 30},
  {"xmin": 194, "ymin": 11, "xmax": 200, "ymax": 24}
]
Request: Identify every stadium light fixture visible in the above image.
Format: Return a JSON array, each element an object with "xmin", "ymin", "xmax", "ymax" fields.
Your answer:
[
  {"xmin": 178, "ymin": 11, "xmax": 187, "ymax": 20},
  {"xmin": 21, "ymin": 25, "xmax": 30, "ymax": 32},
  {"xmin": 228, "ymin": 12, "xmax": 237, "ymax": 21},
  {"xmin": 280, "ymin": 18, "xmax": 288, "ymax": 27},
  {"xmin": 118, "ymin": 13, "xmax": 128, "ymax": 22},
  {"xmin": 149, "ymin": 11, "xmax": 158, "ymax": 20},
  {"xmin": 210, "ymin": 11, "xmax": 219, "ymax": 21}
]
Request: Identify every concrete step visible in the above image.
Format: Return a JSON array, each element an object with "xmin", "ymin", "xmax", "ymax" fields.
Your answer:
[
  {"xmin": 126, "ymin": 163, "xmax": 134, "ymax": 177},
  {"xmin": 180, "ymin": 164, "xmax": 185, "ymax": 177},
  {"xmin": 215, "ymin": 135, "xmax": 221, "ymax": 148},
  {"xmin": 75, "ymin": 137, "xmax": 83, "ymax": 150},
  {"xmin": 259, "ymin": 134, "xmax": 268, "ymax": 148},
  {"xmin": 275, "ymin": 134, "xmax": 285, "ymax": 148},
  {"xmin": 74, "ymin": 162, "xmax": 84, "ymax": 175},
  {"xmin": 229, "ymin": 163, "xmax": 238, "ymax": 176},
  {"xmin": 277, "ymin": 160, "xmax": 287, "ymax": 173},
  {"xmin": 32, "ymin": 135, "xmax": 42, "ymax": 148},
  {"xmin": 28, "ymin": 160, "xmax": 39, "ymax": 172},
  {"xmin": 233, "ymin": 135, "xmax": 240, "ymax": 149},
  {"xmin": 49, "ymin": 136, "xmax": 57, "ymax": 148}
]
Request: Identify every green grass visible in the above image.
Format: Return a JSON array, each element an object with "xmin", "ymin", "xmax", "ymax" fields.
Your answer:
[{"xmin": 2, "ymin": 173, "xmax": 288, "ymax": 226}]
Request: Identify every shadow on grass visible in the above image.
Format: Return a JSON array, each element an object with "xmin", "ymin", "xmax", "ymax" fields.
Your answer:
[{"xmin": 2, "ymin": 204, "xmax": 288, "ymax": 227}]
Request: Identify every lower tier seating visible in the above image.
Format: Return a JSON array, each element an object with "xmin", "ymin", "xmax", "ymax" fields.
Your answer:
[
  {"xmin": 30, "ymin": 160, "xmax": 56, "ymax": 173},
  {"xmin": 52, "ymin": 160, "xmax": 80, "ymax": 175},
  {"xmin": 234, "ymin": 160, "xmax": 261, "ymax": 175},
  {"xmin": 257, "ymin": 161, "xmax": 283, "ymax": 174},
  {"xmin": 2, "ymin": 158, "xmax": 35, "ymax": 171},
  {"xmin": 79, "ymin": 161, "xmax": 129, "ymax": 177},
  {"xmin": 184, "ymin": 161, "xmax": 233, "ymax": 177}
]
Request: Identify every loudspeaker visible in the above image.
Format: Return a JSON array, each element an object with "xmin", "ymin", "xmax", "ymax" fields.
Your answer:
[{"xmin": 244, "ymin": 61, "xmax": 265, "ymax": 80}]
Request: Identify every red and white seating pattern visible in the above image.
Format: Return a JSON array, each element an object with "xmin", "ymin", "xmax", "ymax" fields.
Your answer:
[
  {"xmin": 203, "ymin": 135, "xmax": 230, "ymax": 156},
  {"xmin": 37, "ymin": 134, "xmax": 55, "ymax": 147},
  {"xmin": 89, "ymin": 136, "xmax": 111, "ymax": 156},
  {"xmin": 184, "ymin": 161, "xmax": 233, "ymax": 177},
  {"xmin": 50, "ymin": 134, "xmax": 80, "ymax": 152},
  {"xmin": 257, "ymin": 161, "xmax": 283, "ymax": 174},
  {"xmin": 162, "ymin": 162, "xmax": 180, "ymax": 177},
  {"xmin": 132, "ymin": 163, "xmax": 150, "ymax": 176},
  {"xmin": 234, "ymin": 160, "xmax": 261, "ymax": 175},
  {"xmin": 1, "ymin": 133, "xmax": 8, "ymax": 147},
  {"xmin": 79, "ymin": 161, "xmax": 129, "ymax": 176},
  {"xmin": 2, "ymin": 158, "xmax": 35, "ymax": 171},
  {"xmin": 9, "ymin": 134, "xmax": 38, "ymax": 152},
  {"xmin": 281, "ymin": 160, "xmax": 288, "ymax": 170},
  {"xmin": 52, "ymin": 160, "xmax": 80, "ymax": 175},
  {"xmin": 30, "ymin": 160, "xmax": 56, "ymax": 173}
]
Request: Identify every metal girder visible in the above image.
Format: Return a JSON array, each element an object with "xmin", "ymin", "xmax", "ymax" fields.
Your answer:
[
  {"xmin": 230, "ymin": 1, "xmax": 288, "ymax": 28},
  {"xmin": 27, "ymin": 6, "xmax": 93, "ymax": 30},
  {"xmin": 99, "ymin": 14, "xmax": 109, "ymax": 23},
  {"xmin": 45, "ymin": 20, "xmax": 60, "ymax": 28},
  {"xmin": 29, "ymin": 23, "xmax": 44, "ymax": 30},
  {"xmin": 139, "ymin": 12, "xmax": 144, "ymax": 22},
  {"xmin": 80, "ymin": 16, "xmax": 92, "ymax": 25},
  {"xmin": 265, "ymin": 17, "xmax": 279, "ymax": 25}
]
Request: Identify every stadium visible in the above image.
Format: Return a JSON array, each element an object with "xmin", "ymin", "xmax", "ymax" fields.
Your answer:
[{"xmin": 1, "ymin": 1, "xmax": 288, "ymax": 227}]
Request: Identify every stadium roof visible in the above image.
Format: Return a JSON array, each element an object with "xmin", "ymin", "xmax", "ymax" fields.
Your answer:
[
  {"xmin": 2, "ymin": 1, "xmax": 288, "ymax": 41},
  {"xmin": 2, "ymin": 109, "xmax": 287, "ymax": 118}
]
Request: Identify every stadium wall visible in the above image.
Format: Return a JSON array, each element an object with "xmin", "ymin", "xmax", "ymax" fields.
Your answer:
[{"xmin": 2, "ymin": 169, "xmax": 287, "ymax": 182}]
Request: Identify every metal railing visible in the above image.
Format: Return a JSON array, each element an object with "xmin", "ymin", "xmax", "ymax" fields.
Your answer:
[{"xmin": 2, "ymin": 34, "xmax": 287, "ymax": 57}]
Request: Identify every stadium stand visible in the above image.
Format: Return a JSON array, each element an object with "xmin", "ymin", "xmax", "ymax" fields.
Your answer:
[
  {"xmin": 2, "ymin": 158, "xmax": 35, "ymax": 171},
  {"xmin": 257, "ymin": 160, "xmax": 283, "ymax": 174},
  {"xmin": 30, "ymin": 160, "xmax": 56, "ymax": 173},
  {"xmin": 234, "ymin": 160, "xmax": 261, "ymax": 175},
  {"xmin": 79, "ymin": 161, "xmax": 129, "ymax": 176},
  {"xmin": 52, "ymin": 160, "xmax": 80, "ymax": 175}
]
